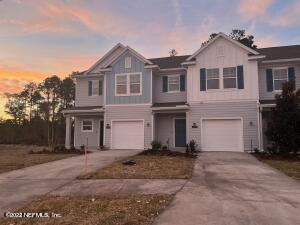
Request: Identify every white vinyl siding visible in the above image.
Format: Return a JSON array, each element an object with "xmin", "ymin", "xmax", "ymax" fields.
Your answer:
[
  {"xmin": 223, "ymin": 67, "xmax": 237, "ymax": 89},
  {"xmin": 207, "ymin": 68, "xmax": 220, "ymax": 90},
  {"xmin": 168, "ymin": 75, "xmax": 180, "ymax": 92},
  {"xmin": 115, "ymin": 73, "xmax": 142, "ymax": 96},
  {"xmin": 273, "ymin": 68, "xmax": 288, "ymax": 91},
  {"xmin": 82, "ymin": 120, "xmax": 93, "ymax": 132}
]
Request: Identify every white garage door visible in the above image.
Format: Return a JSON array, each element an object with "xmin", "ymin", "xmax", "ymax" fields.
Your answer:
[
  {"xmin": 112, "ymin": 121, "xmax": 144, "ymax": 149},
  {"xmin": 202, "ymin": 119, "xmax": 243, "ymax": 152}
]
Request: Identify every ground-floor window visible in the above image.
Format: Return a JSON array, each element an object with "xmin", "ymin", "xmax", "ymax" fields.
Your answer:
[{"xmin": 82, "ymin": 120, "xmax": 93, "ymax": 132}]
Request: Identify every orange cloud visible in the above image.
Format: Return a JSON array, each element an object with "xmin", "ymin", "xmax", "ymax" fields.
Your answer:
[{"xmin": 239, "ymin": 0, "xmax": 273, "ymax": 20}]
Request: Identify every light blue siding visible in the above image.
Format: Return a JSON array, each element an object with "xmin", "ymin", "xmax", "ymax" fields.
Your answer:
[{"xmin": 106, "ymin": 51, "xmax": 151, "ymax": 104}]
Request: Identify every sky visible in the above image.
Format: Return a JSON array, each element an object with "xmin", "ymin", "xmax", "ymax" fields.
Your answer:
[{"xmin": 1, "ymin": 0, "xmax": 300, "ymax": 118}]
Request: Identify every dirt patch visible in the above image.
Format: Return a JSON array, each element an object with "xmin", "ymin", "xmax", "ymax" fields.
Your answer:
[
  {"xmin": 0, "ymin": 194, "xmax": 173, "ymax": 225},
  {"xmin": 79, "ymin": 151, "xmax": 196, "ymax": 179},
  {"xmin": 0, "ymin": 145, "xmax": 79, "ymax": 174}
]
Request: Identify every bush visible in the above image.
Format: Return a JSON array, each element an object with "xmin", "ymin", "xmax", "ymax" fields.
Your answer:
[
  {"xmin": 162, "ymin": 145, "xmax": 168, "ymax": 150},
  {"xmin": 189, "ymin": 140, "xmax": 197, "ymax": 152},
  {"xmin": 151, "ymin": 140, "xmax": 162, "ymax": 150}
]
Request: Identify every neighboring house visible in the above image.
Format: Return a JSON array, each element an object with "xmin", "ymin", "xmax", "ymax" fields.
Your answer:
[{"xmin": 62, "ymin": 32, "xmax": 300, "ymax": 152}]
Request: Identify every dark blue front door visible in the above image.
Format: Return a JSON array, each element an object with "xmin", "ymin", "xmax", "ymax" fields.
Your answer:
[{"xmin": 175, "ymin": 119, "xmax": 186, "ymax": 147}]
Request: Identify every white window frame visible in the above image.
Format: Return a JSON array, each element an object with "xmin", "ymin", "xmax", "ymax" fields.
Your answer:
[
  {"xmin": 91, "ymin": 80, "xmax": 100, "ymax": 96},
  {"xmin": 125, "ymin": 57, "xmax": 131, "ymax": 69},
  {"xmin": 272, "ymin": 67, "xmax": 288, "ymax": 92},
  {"xmin": 206, "ymin": 68, "xmax": 220, "ymax": 90},
  {"xmin": 81, "ymin": 119, "xmax": 93, "ymax": 132},
  {"xmin": 115, "ymin": 72, "xmax": 142, "ymax": 96},
  {"xmin": 223, "ymin": 67, "xmax": 238, "ymax": 89},
  {"xmin": 167, "ymin": 75, "xmax": 180, "ymax": 93}
]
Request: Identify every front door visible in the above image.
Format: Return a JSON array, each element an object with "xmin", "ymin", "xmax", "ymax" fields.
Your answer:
[
  {"xmin": 99, "ymin": 120, "xmax": 104, "ymax": 147},
  {"xmin": 175, "ymin": 119, "xmax": 186, "ymax": 147}
]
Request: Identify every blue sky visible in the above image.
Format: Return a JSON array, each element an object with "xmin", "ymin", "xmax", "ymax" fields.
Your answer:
[{"xmin": 0, "ymin": 0, "xmax": 299, "ymax": 117}]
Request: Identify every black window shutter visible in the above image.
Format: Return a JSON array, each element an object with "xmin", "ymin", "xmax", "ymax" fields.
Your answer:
[
  {"xmin": 163, "ymin": 76, "xmax": 168, "ymax": 92},
  {"xmin": 200, "ymin": 68, "xmax": 206, "ymax": 91},
  {"xmin": 288, "ymin": 67, "xmax": 296, "ymax": 90},
  {"xmin": 180, "ymin": 75, "xmax": 185, "ymax": 91},
  {"xmin": 99, "ymin": 80, "xmax": 103, "ymax": 95},
  {"xmin": 88, "ymin": 80, "xmax": 92, "ymax": 96},
  {"xmin": 237, "ymin": 65, "xmax": 244, "ymax": 89},
  {"xmin": 266, "ymin": 69, "xmax": 273, "ymax": 92}
]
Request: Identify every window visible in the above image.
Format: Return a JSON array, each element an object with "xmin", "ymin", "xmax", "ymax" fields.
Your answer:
[
  {"xmin": 273, "ymin": 68, "xmax": 288, "ymax": 91},
  {"xmin": 116, "ymin": 75, "xmax": 127, "ymax": 95},
  {"xmin": 115, "ymin": 73, "xmax": 142, "ymax": 96},
  {"xmin": 125, "ymin": 57, "xmax": 131, "ymax": 68},
  {"xmin": 206, "ymin": 68, "xmax": 219, "ymax": 90},
  {"xmin": 92, "ymin": 80, "xmax": 99, "ymax": 96},
  {"xmin": 82, "ymin": 120, "xmax": 93, "ymax": 132},
  {"xmin": 223, "ymin": 67, "xmax": 237, "ymax": 88},
  {"xmin": 168, "ymin": 75, "xmax": 180, "ymax": 92}
]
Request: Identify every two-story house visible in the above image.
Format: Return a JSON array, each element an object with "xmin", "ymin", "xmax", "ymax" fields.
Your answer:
[{"xmin": 62, "ymin": 32, "xmax": 300, "ymax": 152}]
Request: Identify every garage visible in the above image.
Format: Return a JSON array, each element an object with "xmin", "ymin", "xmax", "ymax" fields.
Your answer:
[
  {"xmin": 111, "ymin": 120, "xmax": 144, "ymax": 149},
  {"xmin": 201, "ymin": 118, "xmax": 243, "ymax": 152}
]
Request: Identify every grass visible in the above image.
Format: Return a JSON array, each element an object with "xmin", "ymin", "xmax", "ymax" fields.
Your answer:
[
  {"xmin": 79, "ymin": 150, "xmax": 196, "ymax": 179},
  {"xmin": 0, "ymin": 194, "xmax": 173, "ymax": 225},
  {"xmin": 0, "ymin": 145, "xmax": 79, "ymax": 174},
  {"xmin": 261, "ymin": 159, "xmax": 300, "ymax": 179}
]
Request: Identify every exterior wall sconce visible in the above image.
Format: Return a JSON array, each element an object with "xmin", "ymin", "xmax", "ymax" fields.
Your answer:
[
  {"xmin": 146, "ymin": 122, "xmax": 151, "ymax": 127},
  {"xmin": 249, "ymin": 121, "xmax": 253, "ymax": 126},
  {"xmin": 192, "ymin": 122, "xmax": 198, "ymax": 128},
  {"xmin": 106, "ymin": 123, "xmax": 111, "ymax": 129}
]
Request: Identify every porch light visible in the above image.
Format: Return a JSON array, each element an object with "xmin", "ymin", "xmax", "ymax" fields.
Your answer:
[
  {"xmin": 192, "ymin": 123, "xmax": 198, "ymax": 128},
  {"xmin": 106, "ymin": 123, "xmax": 111, "ymax": 129},
  {"xmin": 146, "ymin": 122, "xmax": 151, "ymax": 127},
  {"xmin": 249, "ymin": 121, "xmax": 253, "ymax": 126}
]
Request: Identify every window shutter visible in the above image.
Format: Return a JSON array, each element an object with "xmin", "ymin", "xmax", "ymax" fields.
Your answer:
[
  {"xmin": 237, "ymin": 65, "xmax": 244, "ymax": 89},
  {"xmin": 99, "ymin": 80, "xmax": 103, "ymax": 95},
  {"xmin": 88, "ymin": 80, "xmax": 92, "ymax": 96},
  {"xmin": 288, "ymin": 67, "xmax": 296, "ymax": 90},
  {"xmin": 266, "ymin": 69, "xmax": 273, "ymax": 92},
  {"xmin": 180, "ymin": 75, "xmax": 185, "ymax": 91},
  {"xmin": 163, "ymin": 76, "xmax": 168, "ymax": 92},
  {"xmin": 200, "ymin": 68, "xmax": 206, "ymax": 91}
]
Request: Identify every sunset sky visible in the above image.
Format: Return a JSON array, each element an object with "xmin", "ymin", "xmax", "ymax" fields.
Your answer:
[{"xmin": 1, "ymin": 0, "xmax": 300, "ymax": 118}]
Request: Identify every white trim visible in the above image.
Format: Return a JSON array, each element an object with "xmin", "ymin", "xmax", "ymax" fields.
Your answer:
[
  {"xmin": 152, "ymin": 105, "xmax": 189, "ymax": 111},
  {"xmin": 167, "ymin": 74, "xmax": 180, "ymax": 93},
  {"xmin": 115, "ymin": 72, "xmax": 142, "ymax": 96},
  {"xmin": 262, "ymin": 58, "xmax": 300, "ymax": 64},
  {"xmin": 272, "ymin": 67, "xmax": 288, "ymax": 92},
  {"xmin": 160, "ymin": 67, "xmax": 186, "ymax": 72},
  {"xmin": 74, "ymin": 74, "xmax": 104, "ymax": 79},
  {"xmin": 150, "ymin": 69, "xmax": 153, "ymax": 103},
  {"xmin": 144, "ymin": 65, "xmax": 159, "ymax": 69},
  {"xmin": 181, "ymin": 61, "xmax": 196, "ymax": 66},
  {"xmin": 74, "ymin": 117, "xmax": 76, "ymax": 147},
  {"xmin": 151, "ymin": 113, "xmax": 154, "ymax": 141},
  {"xmin": 173, "ymin": 117, "xmax": 186, "ymax": 148},
  {"xmin": 248, "ymin": 55, "xmax": 266, "ymax": 60},
  {"xmin": 189, "ymin": 99, "xmax": 258, "ymax": 104},
  {"xmin": 62, "ymin": 109, "xmax": 104, "ymax": 114},
  {"xmin": 200, "ymin": 117, "xmax": 244, "ymax": 152},
  {"xmin": 110, "ymin": 119, "xmax": 145, "ymax": 149},
  {"xmin": 260, "ymin": 103, "xmax": 276, "ymax": 108},
  {"xmin": 187, "ymin": 32, "xmax": 259, "ymax": 61},
  {"xmin": 105, "ymin": 103, "xmax": 152, "ymax": 107},
  {"xmin": 103, "ymin": 113, "xmax": 106, "ymax": 146},
  {"xmin": 257, "ymin": 102, "xmax": 262, "ymax": 150},
  {"xmin": 81, "ymin": 119, "xmax": 94, "ymax": 132},
  {"xmin": 103, "ymin": 74, "xmax": 106, "ymax": 105}
]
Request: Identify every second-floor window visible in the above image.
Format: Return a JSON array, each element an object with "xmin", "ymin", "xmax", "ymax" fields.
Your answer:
[
  {"xmin": 207, "ymin": 68, "xmax": 220, "ymax": 90},
  {"xmin": 88, "ymin": 80, "xmax": 103, "ymax": 96},
  {"xmin": 273, "ymin": 68, "xmax": 288, "ymax": 91},
  {"xmin": 168, "ymin": 75, "xmax": 180, "ymax": 92},
  {"xmin": 116, "ymin": 73, "xmax": 142, "ymax": 96},
  {"xmin": 223, "ymin": 67, "xmax": 237, "ymax": 89}
]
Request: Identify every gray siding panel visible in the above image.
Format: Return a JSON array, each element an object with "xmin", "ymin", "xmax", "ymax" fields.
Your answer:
[
  {"xmin": 153, "ymin": 73, "xmax": 187, "ymax": 103},
  {"xmin": 74, "ymin": 116, "xmax": 102, "ymax": 149},
  {"xmin": 188, "ymin": 101, "xmax": 259, "ymax": 151},
  {"xmin": 106, "ymin": 51, "xmax": 151, "ymax": 104},
  {"xmin": 258, "ymin": 62, "xmax": 300, "ymax": 100},
  {"xmin": 75, "ymin": 77, "xmax": 104, "ymax": 107},
  {"xmin": 104, "ymin": 105, "xmax": 152, "ymax": 149},
  {"xmin": 155, "ymin": 113, "xmax": 186, "ymax": 149}
]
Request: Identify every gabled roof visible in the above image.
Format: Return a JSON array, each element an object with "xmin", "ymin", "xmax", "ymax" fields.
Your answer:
[
  {"xmin": 257, "ymin": 45, "xmax": 300, "ymax": 61},
  {"xmin": 186, "ymin": 32, "xmax": 260, "ymax": 61},
  {"xmin": 148, "ymin": 55, "xmax": 190, "ymax": 69}
]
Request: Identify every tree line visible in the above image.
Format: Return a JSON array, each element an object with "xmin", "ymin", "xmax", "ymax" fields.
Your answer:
[{"xmin": 0, "ymin": 72, "xmax": 78, "ymax": 147}]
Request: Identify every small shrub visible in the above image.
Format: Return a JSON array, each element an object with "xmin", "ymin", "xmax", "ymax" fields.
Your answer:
[
  {"xmin": 80, "ymin": 145, "xmax": 85, "ymax": 150},
  {"xmin": 162, "ymin": 145, "xmax": 168, "ymax": 150},
  {"xmin": 189, "ymin": 140, "xmax": 197, "ymax": 152},
  {"xmin": 54, "ymin": 144, "xmax": 66, "ymax": 152},
  {"xmin": 151, "ymin": 140, "xmax": 162, "ymax": 150}
]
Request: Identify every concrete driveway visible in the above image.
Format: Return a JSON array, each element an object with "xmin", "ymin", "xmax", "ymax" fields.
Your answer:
[
  {"xmin": 0, "ymin": 150, "xmax": 140, "ymax": 216},
  {"xmin": 154, "ymin": 152, "xmax": 300, "ymax": 225}
]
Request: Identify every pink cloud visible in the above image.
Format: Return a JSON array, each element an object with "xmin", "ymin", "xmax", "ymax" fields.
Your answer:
[
  {"xmin": 239, "ymin": 0, "xmax": 273, "ymax": 20},
  {"xmin": 269, "ymin": 2, "xmax": 300, "ymax": 27}
]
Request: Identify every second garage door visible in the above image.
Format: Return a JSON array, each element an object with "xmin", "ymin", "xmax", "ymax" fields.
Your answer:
[
  {"xmin": 202, "ymin": 119, "xmax": 243, "ymax": 152},
  {"xmin": 112, "ymin": 121, "xmax": 144, "ymax": 149}
]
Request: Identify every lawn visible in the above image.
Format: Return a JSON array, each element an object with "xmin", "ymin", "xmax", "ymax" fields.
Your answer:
[
  {"xmin": 0, "ymin": 194, "xmax": 172, "ymax": 225},
  {"xmin": 0, "ymin": 145, "xmax": 80, "ymax": 174},
  {"xmin": 79, "ymin": 150, "xmax": 196, "ymax": 179},
  {"xmin": 261, "ymin": 159, "xmax": 300, "ymax": 179}
]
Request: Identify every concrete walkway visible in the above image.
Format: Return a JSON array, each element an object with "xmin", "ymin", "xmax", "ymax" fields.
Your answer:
[
  {"xmin": 0, "ymin": 150, "xmax": 140, "ymax": 215},
  {"xmin": 154, "ymin": 152, "xmax": 300, "ymax": 225}
]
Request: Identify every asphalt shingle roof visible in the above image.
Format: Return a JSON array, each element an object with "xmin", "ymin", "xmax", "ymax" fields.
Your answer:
[
  {"xmin": 257, "ymin": 45, "xmax": 300, "ymax": 61},
  {"xmin": 148, "ymin": 55, "xmax": 190, "ymax": 69}
]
